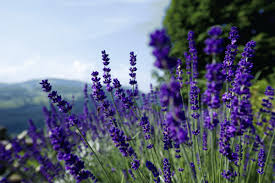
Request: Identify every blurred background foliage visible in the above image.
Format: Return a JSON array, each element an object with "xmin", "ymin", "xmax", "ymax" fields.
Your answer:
[
  {"xmin": 163, "ymin": 0, "xmax": 275, "ymax": 77},
  {"xmin": 151, "ymin": 0, "xmax": 275, "ymax": 112}
]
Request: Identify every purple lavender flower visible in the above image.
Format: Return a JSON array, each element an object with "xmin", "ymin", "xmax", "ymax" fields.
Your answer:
[
  {"xmin": 260, "ymin": 98, "xmax": 273, "ymax": 114},
  {"xmin": 109, "ymin": 126, "xmax": 130, "ymax": 157},
  {"xmin": 222, "ymin": 26, "xmax": 239, "ymax": 82},
  {"xmin": 141, "ymin": 93, "xmax": 150, "ymax": 111},
  {"xmin": 83, "ymin": 83, "xmax": 88, "ymax": 99},
  {"xmin": 139, "ymin": 113, "xmax": 151, "ymax": 139},
  {"xmin": 40, "ymin": 80, "xmax": 72, "ymax": 113},
  {"xmin": 40, "ymin": 79, "xmax": 52, "ymax": 92},
  {"xmin": 188, "ymin": 31, "xmax": 198, "ymax": 79},
  {"xmin": 113, "ymin": 78, "xmax": 133, "ymax": 109},
  {"xmin": 222, "ymin": 92, "xmax": 233, "ymax": 108},
  {"xmin": 31, "ymin": 144, "xmax": 61, "ymax": 182},
  {"xmin": 221, "ymin": 168, "xmax": 237, "ymax": 181},
  {"xmin": 146, "ymin": 161, "xmax": 160, "ymax": 183},
  {"xmin": 202, "ymin": 63, "xmax": 225, "ymax": 109},
  {"xmin": 204, "ymin": 26, "xmax": 224, "ymax": 55},
  {"xmin": 67, "ymin": 114, "xmax": 80, "ymax": 127},
  {"xmin": 163, "ymin": 125, "xmax": 173, "ymax": 150},
  {"xmin": 91, "ymin": 71, "xmax": 117, "ymax": 125},
  {"xmin": 257, "ymin": 148, "xmax": 266, "ymax": 174},
  {"xmin": 252, "ymin": 135, "xmax": 264, "ymax": 152},
  {"xmin": 49, "ymin": 127, "xmax": 72, "ymax": 158},
  {"xmin": 28, "ymin": 119, "xmax": 45, "ymax": 145},
  {"xmin": 128, "ymin": 169, "xmax": 135, "ymax": 180},
  {"xmin": 270, "ymin": 112, "xmax": 275, "ymax": 129},
  {"xmin": 260, "ymin": 86, "xmax": 274, "ymax": 115},
  {"xmin": 131, "ymin": 159, "xmax": 140, "ymax": 170},
  {"xmin": 166, "ymin": 110, "xmax": 188, "ymax": 144},
  {"xmin": 0, "ymin": 178, "xmax": 9, "ymax": 183},
  {"xmin": 219, "ymin": 119, "xmax": 233, "ymax": 160},
  {"xmin": 229, "ymin": 40, "xmax": 256, "ymax": 136},
  {"xmin": 190, "ymin": 162, "xmax": 197, "ymax": 179},
  {"xmin": 159, "ymin": 83, "xmax": 170, "ymax": 110},
  {"xmin": 0, "ymin": 143, "xmax": 12, "ymax": 169},
  {"xmin": 234, "ymin": 40, "xmax": 256, "ymax": 82},
  {"xmin": 49, "ymin": 126, "xmax": 96, "ymax": 182},
  {"xmin": 190, "ymin": 81, "xmax": 200, "ymax": 119},
  {"xmin": 109, "ymin": 126, "xmax": 139, "ymax": 166},
  {"xmin": 264, "ymin": 86, "xmax": 274, "ymax": 98},
  {"xmin": 186, "ymin": 32, "xmax": 200, "ymax": 118},
  {"xmin": 63, "ymin": 153, "xmax": 97, "ymax": 183},
  {"xmin": 139, "ymin": 113, "xmax": 154, "ymax": 148},
  {"xmin": 163, "ymin": 158, "xmax": 172, "ymax": 183},
  {"xmin": 234, "ymin": 143, "xmax": 243, "ymax": 166},
  {"xmin": 91, "ymin": 71, "xmax": 106, "ymax": 102},
  {"xmin": 174, "ymin": 143, "xmax": 181, "ymax": 159},
  {"xmin": 192, "ymin": 129, "xmax": 200, "ymax": 136},
  {"xmin": 160, "ymin": 79, "xmax": 189, "ymax": 144},
  {"xmin": 129, "ymin": 51, "xmax": 137, "ymax": 86},
  {"xmin": 102, "ymin": 50, "xmax": 113, "ymax": 92},
  {"xmin": 149, "ymin": 29, "xmax": 177, "ymax": 70},
  {"xmin": 208, "ymin": 26, "xmax": 223, "ymax": 36}
]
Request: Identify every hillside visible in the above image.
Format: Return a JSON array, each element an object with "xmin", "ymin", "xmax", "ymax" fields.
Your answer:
[{"xmin": 0, "ymin": 79, "xmax": 89, "ymax": 135}]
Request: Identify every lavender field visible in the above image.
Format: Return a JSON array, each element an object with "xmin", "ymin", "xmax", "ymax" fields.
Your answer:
[{"xmin": 0, "ymin": 25, "xmax": 274, "ymax": 183}]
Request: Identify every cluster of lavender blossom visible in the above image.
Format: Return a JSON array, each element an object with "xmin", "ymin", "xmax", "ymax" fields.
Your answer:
[{"xmin": 0, "ymin": 25, "xmax": 274, "ymax": 183}]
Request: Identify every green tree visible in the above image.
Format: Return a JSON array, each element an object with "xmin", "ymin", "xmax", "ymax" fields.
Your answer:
[{"xmin": 163, "ymin": 0, "xmax": 275, "ymax": 77}]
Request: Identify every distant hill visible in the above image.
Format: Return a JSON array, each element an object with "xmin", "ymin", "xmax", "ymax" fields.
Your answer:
[{"xmin": 0, "ymin": 79, "xmax": 89, "ymax": 135}]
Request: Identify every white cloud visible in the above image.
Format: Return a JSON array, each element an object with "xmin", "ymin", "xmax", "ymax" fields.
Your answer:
[
  {"xmin": 0, "ymin": 55, "xmax": 153, "ymax": 92},
  {"xmin": 73, "ymin": 60, "xmax": 89, "ymax": 73},
  {"xmin": 0, "ymin": 55, "xmax": 98, "ymax": 83}
]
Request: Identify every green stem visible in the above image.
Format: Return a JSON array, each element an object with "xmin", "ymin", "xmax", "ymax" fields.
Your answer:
[
  {"xmin": 182, "ymin": 145, "xmax": 197, "ymax": 183},
  {"xmin": 195, "ymin": 135, "xmax": 205, "ymax": 182},
  {"xmin": 262, "ymin": 129, "xmax": 275, "ymax": 179},
  {"xmin": 111, "ymin": 93, "xmax": 123, "ymax": 126},
  {"xmin": 246, "ymin": 141, "xmax": 256, "ymax": 183}
]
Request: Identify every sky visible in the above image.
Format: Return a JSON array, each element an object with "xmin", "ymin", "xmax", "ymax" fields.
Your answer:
[{"xmin": 0, "ymin": 0, "xmax": 170, "ymax": 92}]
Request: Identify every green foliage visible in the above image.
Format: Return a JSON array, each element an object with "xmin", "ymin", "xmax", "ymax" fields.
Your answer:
[
  {"xmin": 251, "ymin": 69, "xmax": 275, "ymax": 112},
  {"xmin": 163, "ymin": 0, "xmax": 275, "ymax": 77}
]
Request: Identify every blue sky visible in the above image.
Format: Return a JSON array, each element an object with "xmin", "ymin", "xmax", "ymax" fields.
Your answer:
[{"xmin": 0, "ymin": 0, "xmax": 170, "ymax": 92}]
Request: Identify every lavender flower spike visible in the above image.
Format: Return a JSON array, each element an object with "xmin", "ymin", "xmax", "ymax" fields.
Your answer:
[
  {"xmin": 222, "ymin": 26, "xmax": 239, "ymax": 82},
  {"xmin": 102, "ymin": 50, "xmax": 113, "ymax": 92},
  {"xmin": 146, "ymin": 161, "xmax": 160, "ymax": 183},
  {"xmin": 129, "ymin": 51, "xmax": 137, "ymax": 86},
  {"xmin": 149, "ymin": 29, "xmax": 177, "ymax": 70},
  {"xmin": 163, "ymin": 158, "xmax": 172, "ymax": 183},
  {"xmin": 204, "ymin": 25, "xmax": 224, "ymax": 55},
  {"xmin": 40, "ymin": 80, "xmax": 72, "ymax": 113},
  {"xmin": 187, "ymin": 31, "xmax": 198, "ymax": 79},
  {"xmin": 257, "ymin": 148, "xmax": 266, "ymax": 174}
]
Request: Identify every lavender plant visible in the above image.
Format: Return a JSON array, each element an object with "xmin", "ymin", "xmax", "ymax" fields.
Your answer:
[{"xmin": 0, "ymin": 26, "xmax": 274, "ymax": 183}]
